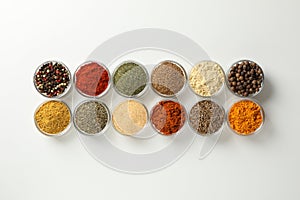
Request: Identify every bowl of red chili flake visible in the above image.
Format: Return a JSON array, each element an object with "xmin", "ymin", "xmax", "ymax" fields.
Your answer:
[
  {"xmin": 74, "ymin": 61, "xmax": 111, "ymax": 98},
  {"xmin": 34, "ymin": 61, "xmax": 71, "ymax": 98},
  {"xmin": 150, "ymin": 100, "xmax": 186, "ymax": 136}
]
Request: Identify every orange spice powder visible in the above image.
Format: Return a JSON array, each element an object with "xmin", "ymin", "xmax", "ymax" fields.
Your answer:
[{"xmin": 228, "ymin": 100, "xmax": 263, "ymax": 135}]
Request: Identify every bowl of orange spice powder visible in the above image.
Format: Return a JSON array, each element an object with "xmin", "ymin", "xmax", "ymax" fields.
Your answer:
[{"xmin": 227, "ymin": 99, "xmax": 264, "ymax": 136}]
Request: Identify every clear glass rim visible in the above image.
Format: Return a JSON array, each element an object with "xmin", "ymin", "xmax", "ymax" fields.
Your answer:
[
  {"xmin": 73, "ymin": 99, "xmax": 111, "ymax": 136},
  {"xmin": 149, "ymin": 98, "xmax": 187, "ymax": 136},
  {"xmin": 188, "ymin": 60, "xmax": 225, "ymax": 98},
  {"xmin": 112, "ymin": 60, "xmax": 149, "ymax": 98},
  {"xmin": 111, "ymin": 99, "xmax": 149, "ymax": 136},
  {"xmin": 225, "ymin": 59, "xmax": 265, "ymax": 98},
  {"xmin": 226, "ymin": 98, "xmax": 265, "ymax": 136},
  {"xmin": 188, "ymin": 99, "xmax": 225, "ymax": 136},
  {"xmin": 74, "ymin": 60, "xmax": 111, "ymax": 98},
  {"xmin": 33, "ymin": 60, "xmax": 72, "ymax": 99},
  {"xmin": 34, "ymin": 100, "xmax": 72, "ymax": 137},
  {"xmin": 150, "ymin": 60, "xmax": 188, "ymax": 98}
]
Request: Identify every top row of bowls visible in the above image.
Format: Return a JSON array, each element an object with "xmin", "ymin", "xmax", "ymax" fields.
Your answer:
[{"xmin": 33, "ymin": 59, "xmax": 264, "ymax": 99}]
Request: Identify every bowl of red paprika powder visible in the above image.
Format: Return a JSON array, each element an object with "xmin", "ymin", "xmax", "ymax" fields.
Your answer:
[{"xmin": 74, "ymin": 61, "xmax": 111, "ymax": 98}]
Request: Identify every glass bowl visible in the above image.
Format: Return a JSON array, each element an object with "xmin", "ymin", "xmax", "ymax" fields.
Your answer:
[
  {"xmin": 227, "ymin": 98, "xmax": 265, "ymax": 136},
  {"xmin": 33, "ymin": 60, "xmax": 72, "ymax": 98},
  {"xmin": 34, "ymin": 100, "xmax": 72, "ymax": 137},
  {"xmin": 226, "ymin": 59, "xmax": 264, "ymax": 98},
  {"xmin": 150, "ymin": 60, "xmax": 187, "ymax": 98},
  {"xmin": 74, "ymin": 61, "xmax": 111, "ymax": 98}
]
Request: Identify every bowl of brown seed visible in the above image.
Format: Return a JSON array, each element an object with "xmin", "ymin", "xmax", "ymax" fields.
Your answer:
[
  {"xmin": 226, "ymin": 59, "xmax": 264, "ymax": 98},
  {"xmin": 151, "ymin": 60, "xmax": 187, "ymax": 97},
  {"xmin": 188, "ymin": 100, "xmax": 225, "ymax": 136}
]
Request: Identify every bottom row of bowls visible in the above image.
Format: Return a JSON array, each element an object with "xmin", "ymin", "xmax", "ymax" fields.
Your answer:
[{"xmin": 34, "ymin": 99, "xmax": 264, "ymax": 137}]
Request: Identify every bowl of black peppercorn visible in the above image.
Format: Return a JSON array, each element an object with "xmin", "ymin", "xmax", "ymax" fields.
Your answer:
[
  {"xmin": 34, "ymin": 61, "xmax": 72, "ymax": 98},
  {"xmin": 226, "ymin": 60, "xmax": 264, "ymax": 97}
]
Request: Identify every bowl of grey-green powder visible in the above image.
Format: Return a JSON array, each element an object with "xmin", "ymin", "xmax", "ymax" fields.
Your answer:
[
  {"xmin": 74, "ymin": 100, "xmax": 110, "ymax": 136},
  {"xmin": 113, "ymin": 61, "xmax": 149, "ymax": 98},
  {"xmin": 188, "ymin": 100, "xmax": 225, "ymax": 136}
]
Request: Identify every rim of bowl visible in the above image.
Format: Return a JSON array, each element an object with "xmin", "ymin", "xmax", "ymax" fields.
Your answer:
[
  {"xmin": 225, "ymin": 59, "xmax": 264, "ymax": 98},
  {"xmin": 112, "ymin": 99, "xmax": 149, "ymax": 136},
  {"xmin": 112, "ymin": 60, "xmax": 149, "ymax": 98},
  {"xmin": 188, "ymin": 60, "xmax": 225, "ymax": 98},
  {"xmin": 149, "ymin": 99, "xmax": 187, "ymax": 136},
  {"xmin": 150, "ymin": 60, "xmax": 187, "ymax": 98},
  {"xmin": 226, "ymin": 98, "xmax": 265, "ymax": 136},
  {"xmin": 33, "ymin": 60, "xmax": 72, "ymax": 99},
  {"xmin": 34, "ymin": 100, "xmax": 72, "ymax": 137},
  {"xmin": 73, "ymin": 99, "xmax": 111, "ymax": 136},
  {"xmin": 74, "ymin": 60, "xmax": 111, "ymax": 98},
  {"xmin": 188, "ymin": 99, "xmax": 225, "ymax": 136}
]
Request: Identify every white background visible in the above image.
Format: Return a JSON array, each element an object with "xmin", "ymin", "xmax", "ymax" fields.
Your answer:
[{"xmin": 0, "ymin": 0, "xmax": 299, "ymax": 199}]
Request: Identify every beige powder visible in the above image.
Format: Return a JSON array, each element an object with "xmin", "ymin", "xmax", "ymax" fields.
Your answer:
[
  {"xmin": 189, "ymin": 61, "xmax": 225, "ymax": 97},
  {"xmin": 112, "ymin": 100, "xmax": 148, "ymax": 135}
]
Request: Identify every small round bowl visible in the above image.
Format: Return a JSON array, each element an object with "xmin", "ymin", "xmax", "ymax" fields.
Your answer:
[
  {"xmin": 150, "ymin": 60, "xmax": 187, "ymax": 98},
  {"xmin": 150, "ymin": 99, "xmax": 186, "ymax": 136},
  {"xmin": 112, "ymin": 60, "xmax": 149, "ymax": 98},
  {"xmin": 73, "ymin": 100, "xmax": 110, "ymax": 136},
  {"xmin": 74, "ymin": 61, "xmax": 111, "ymax": 98},
  {"xmin": 33, "ymin": 61, "xmax": 72, "ymax": 98},
  {"xmin": 34, "ymin": 100, "xmax": 72, "ymax": 137},
  {"xmin": 226, "ymin": 59, "xmax": 264, "ymax": 98},
  {"xmin": 188, "ymin": 100, "xmax": 225, "ymax": 136},
  {"xmin": 227, "ymin": 98, "xmax": 265, "ymax": 136},
  {"xmin": 188, "ymin": 60, "xmax": 225, "ymax": 98},
  {"xmin": 112, "ymin": 99, "xmax": 149, "ymax": 136}
]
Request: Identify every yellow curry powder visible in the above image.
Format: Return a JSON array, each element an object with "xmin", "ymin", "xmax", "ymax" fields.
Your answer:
[
  {"xmin": 35, "ymin": 100, "xmax": 71, "ymax": 135},
  {"xmin": 228, "ymin": 100, "xmax": 263, "ymax": 135}
]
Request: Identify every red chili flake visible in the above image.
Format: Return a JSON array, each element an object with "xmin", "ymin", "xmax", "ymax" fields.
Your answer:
[
  {"xmin": 150, "ymin": 100, "xmax": 186, "ymax": 135},
  {"xmin": 75, "ymin": 62, "xmax": 110, "ymax": 97}
]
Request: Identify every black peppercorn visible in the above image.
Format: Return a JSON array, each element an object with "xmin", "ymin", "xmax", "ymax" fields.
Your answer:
[{"xmin": 34, "ymin": 61, "xmax": 71, "ymax": 98}]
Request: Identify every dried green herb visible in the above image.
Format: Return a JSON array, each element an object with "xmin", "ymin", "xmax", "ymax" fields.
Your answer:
[
  {"xmin": 113, "ymin": 62, "xmax": 148, "ymax": 97},
  {"xmin": 74, "ymin": 100, "xmax": 109, "ymax": 135}
]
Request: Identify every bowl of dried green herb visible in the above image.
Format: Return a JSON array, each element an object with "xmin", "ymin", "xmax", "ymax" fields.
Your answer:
[{"xmin": 112, "ymin": 60, "xmax": 149, "ymax": 98}]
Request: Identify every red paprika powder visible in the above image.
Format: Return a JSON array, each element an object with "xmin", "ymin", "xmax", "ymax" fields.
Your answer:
[
  {"xmin": 75, "ymin": 62, "xmax": 110, "ymax": 97},
  {"xmin": 150, "ymin": 100, "xmax": 186, "ymax": 135}
]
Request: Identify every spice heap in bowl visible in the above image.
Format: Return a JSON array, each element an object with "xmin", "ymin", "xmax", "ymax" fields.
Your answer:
[
  {"xmin": 227, "ymin": 60, "xmax": 264, "ymax": 97},
  {"xmin": 74, "ymin": 61, "xmax": 110, "ymax": 98},
  {"xmin": 151, "ymin": 60, "xmax": 187, "ymax": 97},
  {"xmin": 188, "ymin": 100, "xmax": 225, "ymax": 136},
  {"xmin": 34, "ymin": 100, "xmax": 71, "ymax": 136},
  {"xmin": 112, "ymin": 100, "xmax": 148, "ymax": 136},
  {"xmin": 74, "ymin": 100, "xmax": 110, "ymax": 135},
  {"xmin": 34, "ymin": 61, "xmax": 71, "ymax": 98},
  {"xmin": 227, "ymin": 99, "xmax": 264, "ymax": 136},
  {"xmin": 189, "ymin": 61, "xmax": 225, "ymax": 97},
  {"xmin": 150, "ymin": 100, "xmax": 186, "ymax": 136},
  {"xmin": 113, "ymin": 61, "xmax": 148, "ymax": 98}
]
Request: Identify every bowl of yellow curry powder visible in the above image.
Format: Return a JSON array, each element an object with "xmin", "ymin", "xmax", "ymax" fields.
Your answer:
[{"xmin": 34, "ymin": 100, "xmax": 72, "ymax": 136}]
